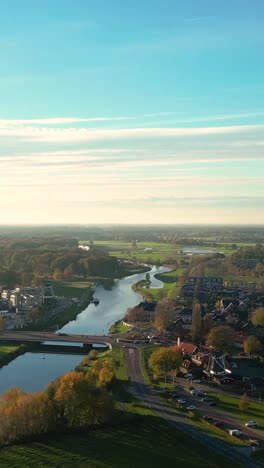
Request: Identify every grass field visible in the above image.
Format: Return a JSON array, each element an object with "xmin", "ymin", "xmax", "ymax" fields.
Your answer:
[
  {"xmin": 0, "ymin": 413, "xmax": 239, "ymax": 468},
  {"xmin": 0, "ymin": 344, "xmax": 19, "ymax": 358},
  {"xmin": 207, "ymin": 391, "xmax": 264, "ymax": 429},
  {"xmin": 109, "ymin": 320, "xmax": 132, "ymax": 334},
  {"xmin": 49, "ymin": 280, "xmax": 94, "ymax": 298}
]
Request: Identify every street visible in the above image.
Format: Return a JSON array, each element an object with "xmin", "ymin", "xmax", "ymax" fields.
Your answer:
[{"xmin": 124, "ymin": 345, "xmax": 263, "ymax": 468}]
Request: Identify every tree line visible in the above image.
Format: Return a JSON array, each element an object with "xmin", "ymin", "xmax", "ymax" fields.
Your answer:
[
  {"xmin": 0, "ymin": 240, "xmax": 122, "ymax": 288},
  {"xmin": 0, "ymin": 370, "xmax": 114, "ymax": 446}
]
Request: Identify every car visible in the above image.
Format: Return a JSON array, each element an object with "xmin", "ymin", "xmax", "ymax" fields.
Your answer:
[
  {"xmin": 58, "ymin": 332, "xmax": 68, "ymax": 336},
  {"xmin": 195, "ymin": 391, "xmax": 206, "ymax": 397},
  {"xmin": 201, "ymin": 397, "xmax": 213, "ymax": 402},
  {"xmin": 193, "ymin": 379, "xmax": 201, "ymax": 384},
  {"xmin": 229, "ymin": 429, "xmax": 242, "ymax": 437},
  {"xmin": 184, "ymin": 373, "xmax": 193, "ymax": 379},
  {"xmin": 213, "ymin": 421, "xmax": 224, "ymax": 427},
  {"xmin": 207, "ymin": 401, "xmax": 217, "ymax": 406},
  {"xmin": 177, "ymin": 399, "xmax": 186, "ymax": 405},
  {"xmin": 153, "ymin": 341, "xmax": 162, "ymax": 346},
  {"xmin": 190, "ymin": 389, "xmax": 198, "ymax": 396},
  {"xmin": 170, "ymin": 393, "xmax": 181, "ymax": 399},
  {"xmin": 245, "ymin": 421, "xmax": 258, "ymax": 427},
  {"xmin": 202, "ymin": 415, "xmax": 212, "ymax": 421},
  {"xmin": 187, "ymin": 405, "xmax": 196, "ymax": 411}
]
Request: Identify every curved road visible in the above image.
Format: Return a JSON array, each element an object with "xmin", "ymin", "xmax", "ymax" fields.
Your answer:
[{"xmin": 124, "ymin": 345, "xmax": 263, "ymax": 468}]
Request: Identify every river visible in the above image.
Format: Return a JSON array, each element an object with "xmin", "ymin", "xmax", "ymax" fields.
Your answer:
[
  {"xmin": 59, "ymin": 264, "xmax": 170, "ymax": 336},
  {"xmin": 0, "ymin": 265, "xmax": 169, "ymax": 394}
]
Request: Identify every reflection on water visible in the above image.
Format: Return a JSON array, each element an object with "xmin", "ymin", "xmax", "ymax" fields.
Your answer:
[{"xmin": 0, "ymin": 352, "xmax": 83, "ymax": 395}]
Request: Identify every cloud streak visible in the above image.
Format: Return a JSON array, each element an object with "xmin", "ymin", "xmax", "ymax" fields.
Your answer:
[{"xmin": 0, "ymin": 123, "xmax": 263, "ymax": 143}]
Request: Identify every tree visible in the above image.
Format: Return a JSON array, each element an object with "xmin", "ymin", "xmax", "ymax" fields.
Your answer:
[
  {"xmin": 154, "ymin": 299, "xmax": 176, "ymax": 332},
  {"xmin": 145, "ymin": 272, "xmax": 150, "ymax": 283},
  {"xmin": 53, "ymin": 371, "xmax": 113, "ymax": 428},
  {"xmin": 202, "ymin": 315, "xmax": 214, "ymax": 335},
  {"xmin": 148, "ymin": 347, "xmax": 182, "ymax": 385},
  {"xmin": 127, "ymin": 307, "xmax": 146, "ymax": 323},
  {"xmin": 0, "ymin": 317, "xmax": 5, "ymax": 331},
  {"xmin": 239, "ymin": 394, "xmax": 250, "ymax": 413},
  {"xmin": 251, "ymin": 307, "xmax": 264, "ymax": 327},
  {"xmin": 206, "ymin": 326, "xmax": 237, "ymax": 354},
  {"xmin": 191, "ymin": 301, "xmax": 202, "ymax": 341},
  {"xmin": 243, "ymin": 335, "xmax": 262, "ymax": 356}
]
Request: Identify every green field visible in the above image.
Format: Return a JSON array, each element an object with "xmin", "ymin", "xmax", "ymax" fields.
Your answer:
[
  {"xmin": 207, "ymin": 391, "xmax": 264, "ymax": 429},
  {"xmin": 0, "ymin": 413, "xmax": 238, "ymax": 468},
  {"xmin": 109, "ymin": 320, "xmax": 132, "ymax": 334},
  {"xmin": 49, "ymin": 280, "xmax": 94, "ymax": 298},
  {"xmin": 0, "ymin": 344, "xmax": 18, "ymax": 358}
]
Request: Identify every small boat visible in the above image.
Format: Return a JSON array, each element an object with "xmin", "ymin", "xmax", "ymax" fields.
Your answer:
[{"xmin": 92, "ymin": 298, "xmax": 100, "ymax": 305}]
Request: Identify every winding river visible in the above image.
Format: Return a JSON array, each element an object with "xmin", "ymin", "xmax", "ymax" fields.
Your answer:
[{"xmin": 0, "ymin": 265, "xmax": 169, "ymax": 394}]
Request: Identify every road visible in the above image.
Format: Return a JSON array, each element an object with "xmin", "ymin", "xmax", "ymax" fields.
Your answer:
[
  {"xmin": 124, "ymin": 345, "xmax": 263, "ymax": 468},
  {"xmin": 0, "ymin": 330, "xmax": 113, "ymax": 348}
]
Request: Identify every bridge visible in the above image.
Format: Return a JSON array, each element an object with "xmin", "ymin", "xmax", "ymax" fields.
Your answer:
[{"xmin": 0, "ymin": 331, "xmax": 114, "ymax": 349}]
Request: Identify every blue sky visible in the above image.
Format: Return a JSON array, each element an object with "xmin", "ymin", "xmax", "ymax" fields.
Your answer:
[{"xmin": 0, "ymin": 0, "xmax": 263, "ymax": 224}]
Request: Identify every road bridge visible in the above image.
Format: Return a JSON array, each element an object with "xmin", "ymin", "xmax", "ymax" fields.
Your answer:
[{"xmin": 0, "ymin": 331, "xmax": 114, "ymax": 349}]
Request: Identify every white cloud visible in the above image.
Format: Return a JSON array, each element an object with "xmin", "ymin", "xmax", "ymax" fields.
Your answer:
[{"xmin": 0, "ymin": 123, "xmax": 263, "ymax": 143}]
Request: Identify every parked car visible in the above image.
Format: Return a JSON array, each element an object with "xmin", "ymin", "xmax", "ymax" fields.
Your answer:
[
  {"xmin": 193, "ymin": 379, "xmax": 201, "ymax": 384},
  {"xmin": 184, "ymin": 373, "xmax": 193, "ymax": 379},
  {"xmin": 187, "ymin": 405, "xmax": 196, "ymax": 411},
  {"xmin": 245, "ymin": 421, "xmax": 258, "ymax": 427},
  {"xmin": 207, "ymin": 401, "xmax": 217, "ymax": 406},
  {"xmin": 190, "ymin": 389, "xmax": 198, "ymax": 396},
  {"xmin": 177, "ymin": 399, "xmax": 186, "ymax": 405},
  {"xmin": 213, "ymin": 421, "xmax": 224, "ymax": 427},
  {"xmin": 229, "ymin": 429, "xmax": 242, "ymax": 437},
  {"xmin": 202, "ymin": 415, "xmax": 212, "ymax": 421},
  {"xmin": 195, "ymin": 391, "xmax": 206, "ymax": 397},
  {"xmin": 201, "ymin": 397, "xmax": 213, "ymax": 402},
  {"xmin": 170, "ymin": 393, "xmax": 181, "ymax": 399}
]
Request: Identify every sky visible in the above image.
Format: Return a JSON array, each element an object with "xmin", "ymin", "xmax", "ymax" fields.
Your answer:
[{"xmin": 0, "ymin": 0, "xmax": 263, "ymax": 225}]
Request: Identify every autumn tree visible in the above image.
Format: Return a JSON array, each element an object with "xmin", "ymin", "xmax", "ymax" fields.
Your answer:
[
  {"xmin": 239, "ymin": 394, "xmax": 250, "ymax": 413},
  {"xmin": 191, "ymin": 301, "xmax": 202, "ymax": 341},
  {"xmin": 243, "ymin": 335, "xmax": 262, "ymax": 356},
  {"xmin": 206, "ymin": 325, "xmax": 237, "ymax": 354},
  {"xmin": 91, "ymin": 359, "xmax": 114, "ymax": 387},
  {"xmin": 53, "ymin": 371, "xmax": 113, "ymax": 428},
  {"xmin": 251, "ymin": 307, "xmax": 264, "ymax": 327},
  {"xmin": 127, "ymin": 307, "xmax": 146, "ymax": 323},
  {"xmin": 148, "ymin": 347, "xmax": 182, "ymax": 385},
  {"xmin": 154, "ymin": 299, "xmax": 176, "ymax": 332}
]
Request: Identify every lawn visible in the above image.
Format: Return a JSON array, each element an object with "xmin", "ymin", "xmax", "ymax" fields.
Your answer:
[
  {"xmin": 49, "ymin": 280, "xmax": 94, "ymax": 298},
  {"xmin": 109, "ymin": 320, "xmax": 132, "ymax": 334},
  {"xmin": 207, "ymin": 391, "xmax": 264, "ymax": 429},
  {"xmin": 0, "ymin": 344, "xmax": 18, "ymax": 358},
  {"xmin": 0, "ymin": 413, "xmax": 239, "ymax": 468}
]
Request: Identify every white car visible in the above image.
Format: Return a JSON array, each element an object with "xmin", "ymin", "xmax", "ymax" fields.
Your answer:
[
  {"xmin": 229, "ymin": 429, "xmax": 242, "ymax": 437},
  {"xmin": 177, "ymin": 399, "xmax": 186, "ymax": 405},
  {"xmin": 187, "ymin": 405, "xmax": 196, "ymax": 411},
  {"xmin": 190, "ymin": 390, "xmax": 198, "ymax": 396},
  {"xmin": 245, "ymin": 421, "xmax": 258, "ymax": 427},
  {"xmin": 184, "ymin": 373, "xmax": 193, "ymax": 379},
  {"xmin": 193, "ymin": 379, "xmax": 201, "ymax": 384}
]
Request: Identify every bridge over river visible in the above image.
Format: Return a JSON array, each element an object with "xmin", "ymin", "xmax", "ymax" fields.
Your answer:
[{"xmin": 0, "ymin": 331, "xmax": 115, "ymax": 349}]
